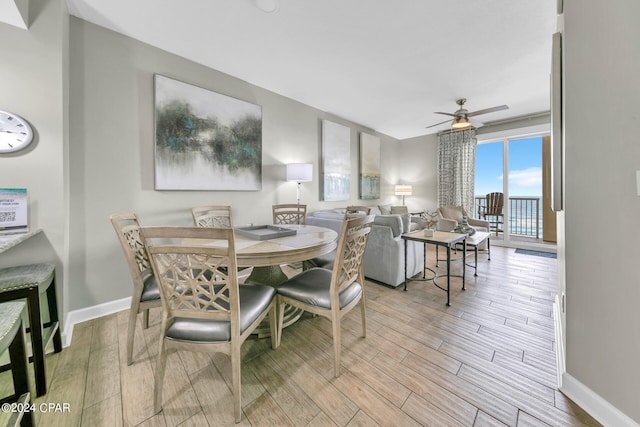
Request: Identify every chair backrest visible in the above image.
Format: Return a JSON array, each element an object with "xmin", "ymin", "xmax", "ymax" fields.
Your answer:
[
  {"xmin": 191, "ymin": 205, "xmax": 233, "ymax": 228},
  {"xmin": 484, "ymin": 192, "xmax": 504, "ymax": 215},
  {"xmin": 344, "ymin": 206, "xmax": 371, "ymax": 219},
  {"xmin": 140, "ymin": 226, "xmax": 240, "ymax": 328},
  {"xmin": 331, "ymin": 215, "xmax": 374, "ymax": 295},
  {"xmin": 272, "ymin": 204, "xmax": 307, "ymax": 225},
  {"xmin": 110, "ymin": 213, "xmax": 153, "ymax": 292}
]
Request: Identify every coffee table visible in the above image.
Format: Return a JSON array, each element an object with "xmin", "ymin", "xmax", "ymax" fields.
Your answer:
[
  {"xmin": 436, "ymin": 230, "xmax": 491, "ymax": 277},
  {"xmin": 401, "ymin": 230, "xmax": 467, "ymax": 306}
]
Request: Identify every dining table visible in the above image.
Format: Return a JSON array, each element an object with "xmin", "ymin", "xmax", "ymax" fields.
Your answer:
[{"xmin": 186, "ymin": 223, "xmax": 339, "ymax": 334}]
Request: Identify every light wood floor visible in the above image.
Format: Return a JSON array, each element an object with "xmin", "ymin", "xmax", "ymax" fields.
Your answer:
[{"xmin": 2, "ymin": 246, "xmax": 600, "ymax": 426}]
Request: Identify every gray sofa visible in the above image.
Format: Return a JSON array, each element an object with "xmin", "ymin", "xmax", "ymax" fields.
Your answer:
[{"xmin": 306, "ymin": 208, "xmax": 425, "ymax": 288}]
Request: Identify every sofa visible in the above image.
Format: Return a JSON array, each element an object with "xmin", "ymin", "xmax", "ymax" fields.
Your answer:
[{"xmin": 306, "ymin": 207, "xmax": 425, "ymax": 288}]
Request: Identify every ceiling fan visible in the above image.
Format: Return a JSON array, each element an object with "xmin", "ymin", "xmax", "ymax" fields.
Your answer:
[{"xmin": 426, "ymin": 98, "xmax": 509, "ymax": 129}]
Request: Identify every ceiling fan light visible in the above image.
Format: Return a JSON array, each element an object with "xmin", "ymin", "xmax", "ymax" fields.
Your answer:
[{"xmin": 451, "ymin": 116, "xmax": 470, "ymax": 129}]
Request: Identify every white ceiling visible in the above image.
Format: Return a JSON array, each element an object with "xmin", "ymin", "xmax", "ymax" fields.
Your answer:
[{"xmin": 63, "ymin": 0, "xmax": 556, "ymax": 139}]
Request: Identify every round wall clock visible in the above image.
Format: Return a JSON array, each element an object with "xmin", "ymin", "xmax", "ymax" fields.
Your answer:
[{"xmin": 0, "ymin": 110, "xmax": 34, "ymax": 153}]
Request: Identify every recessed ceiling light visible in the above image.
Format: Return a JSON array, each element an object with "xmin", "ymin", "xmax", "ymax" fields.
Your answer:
[{"xmin": 255, "ymin": 0, "xmax": 279, "ymax": 13}]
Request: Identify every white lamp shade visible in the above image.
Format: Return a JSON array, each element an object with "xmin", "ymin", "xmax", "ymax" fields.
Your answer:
[
  {"xmin": 286, "ymin": 163, "xmax": 313, "ymax": 182},
  {"xmin": 394, "ymin": 184, "xmax": 413, "ymax": 196}
]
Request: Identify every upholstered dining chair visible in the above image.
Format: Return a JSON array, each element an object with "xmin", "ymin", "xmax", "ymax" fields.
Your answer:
[
  {"xmin": 140, "ymin": 226, "xmax": 277, "ymax": 423},
  {"xmin": 191, "ymin": 205, "xmax": 233, "ymax": 228},
  {"xmin": 272, "ymin": 204, "xmax": 307, "ymax": 225},
  {"xmin": 276, "ymin": 214, "xmax": 374, "ymax": 377},
  {"xmin": 110, "ymin": 213, "xmax": 162, "ymax": 366},
  {"xmin": 304, "ymin": 206, "xmax": 372, "ymax": 270}
]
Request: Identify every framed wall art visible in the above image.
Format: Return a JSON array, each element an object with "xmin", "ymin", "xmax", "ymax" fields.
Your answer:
[
  {"xmin": 154, "ymin": 74, "xmax": 262, "ymax": 190},
  {"xmin": 321, "ymin": 119, "xmax": 351, "ymax": 201},
  {"xmin": 359, "ymin": 132, "xmax": 380, "ymax": 200}
]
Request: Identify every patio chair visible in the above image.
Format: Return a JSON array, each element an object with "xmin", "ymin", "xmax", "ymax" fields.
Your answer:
[{"xmin": 478, "ymin": 192, "xmax": 504, "ymax": 235}]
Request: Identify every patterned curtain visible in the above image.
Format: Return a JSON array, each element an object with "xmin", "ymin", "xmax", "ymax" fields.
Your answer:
[{"xmin": 437, "ymin": 129, "xmax": 477, "ymax": 215}]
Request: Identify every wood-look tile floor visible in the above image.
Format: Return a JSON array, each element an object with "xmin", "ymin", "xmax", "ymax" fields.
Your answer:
[{"xmin": 1, "ymin": 246, "xmax": 601, "ymax": 426}]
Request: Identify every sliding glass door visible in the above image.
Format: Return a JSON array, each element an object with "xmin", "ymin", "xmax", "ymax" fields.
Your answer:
[{"xmin": 475, "ymin": 134, "xmax": 551, "ymax": 247}]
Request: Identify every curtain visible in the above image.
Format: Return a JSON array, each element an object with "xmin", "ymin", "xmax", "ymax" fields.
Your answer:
[{"xmin": 438, "ymin": 129, "xmax": 477, "ymax": 215}]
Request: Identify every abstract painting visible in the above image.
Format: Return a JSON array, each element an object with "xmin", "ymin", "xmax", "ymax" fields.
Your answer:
[
  {"xmin": 359, "ymin": 132, "xmax": 380, "ymax": 199},
  {"xmin": 321, "ymin": 120, "xmax": 350, "ymax": 201},
  {"xmin": 154, "ymin": 74, "xmax": 262, "ymax": 190}
]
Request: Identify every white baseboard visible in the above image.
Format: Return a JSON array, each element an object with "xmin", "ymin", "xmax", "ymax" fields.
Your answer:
[
  {"xmin": 553, "ymin": 296, "xmax": 565, "ymax": 387},
  {"xmin": 61, "ymin": 297, "xmax": 131, "ymax": 347},
  {"xmin": 561, "ymin": 374, "xmax": 640, "ymax": 427}
]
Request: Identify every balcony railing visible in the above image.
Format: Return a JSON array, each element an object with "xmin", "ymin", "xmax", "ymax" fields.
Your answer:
[{"xmin": 474, "ymin": 196, "xmax": 540, "ymax": 239}]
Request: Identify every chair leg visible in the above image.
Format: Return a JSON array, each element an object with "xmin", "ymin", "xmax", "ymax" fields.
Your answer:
[
  {"xmin": 45, "ymin": 277, "xmax": 62, "ymax": 353},
  {"xmin": 142, "ymin": 309, "xmax": 150, "ymax": 329},
  {"xmin": 332, "ymin": 312, "xmax": 341, "ymax": 378},
  {"xmin": 231, "ymin": 341, "xmax": 242, "ymax": 423},
  {"xmin": 126, "ymin": 309, "xmax": 138, "ymax": 366},
  {"xmin": 153, "ymin": 339, "xmax": 168, "ymax": 414},
  {"xmin": 268, "ymin": 304, "xmax": 278, "ymax": 350},
  {"xmin": 26, "ymin": 288, "xmax": 46, "ymax": 397},
  {"xmin": 276, "ymin": 299, "xmax": 286, "ymax": 348},
  {"xmin": 359, "ymin": 299, "xmax": 367, "ymax": 339},
  {"xmin": 126, "ymin": 297, "xmax": 142, "ymax": 366},
  {"xmin": 8, "ymin": 322, "xmax": 33, "ymax": 427}
]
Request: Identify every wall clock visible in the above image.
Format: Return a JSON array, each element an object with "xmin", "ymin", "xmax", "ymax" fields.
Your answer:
[{"xmin": 0, "ymin": 110, "xmax": 34, "ymax": 153}]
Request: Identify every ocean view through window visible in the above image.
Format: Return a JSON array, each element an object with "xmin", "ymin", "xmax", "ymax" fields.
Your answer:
[{"xmin": 475, "ymin": 136, "xmax": 544, "ymax": 241}]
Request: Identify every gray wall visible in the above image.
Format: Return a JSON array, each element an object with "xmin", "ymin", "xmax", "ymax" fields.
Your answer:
[
  {"xmin": 0, "ymin": 0, "xmax": 68, "ymax": 313},
  {"xmin": 67, "ymin": 18, "xmax": 439, "ymax": 312},
  {"xmin": 564, "ymin": 1, "xmax": 640, "ymax": 423}
]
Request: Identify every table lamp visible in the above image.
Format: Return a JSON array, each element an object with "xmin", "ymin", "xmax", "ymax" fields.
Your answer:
[
  {"xmin": 286, "ymin": 163, "xmax": 313, "ymax": 205},
  {"xmin": 394, "ymin": 184, "xmax": 412, "ymax": 205}
]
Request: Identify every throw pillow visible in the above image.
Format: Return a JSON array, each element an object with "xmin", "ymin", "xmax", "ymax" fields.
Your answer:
[
  {"xmin": 390, "ymin": 205, "xmax": 409, "ymax": 215},
  {"xmin": 378, "ymin": 204, "xmax": 391, "ymax": 215}
]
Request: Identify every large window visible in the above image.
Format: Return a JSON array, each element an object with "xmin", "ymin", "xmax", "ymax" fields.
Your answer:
[{"xmin": 475, "ymin": 135, "xmax": 545, "ymax": 244}]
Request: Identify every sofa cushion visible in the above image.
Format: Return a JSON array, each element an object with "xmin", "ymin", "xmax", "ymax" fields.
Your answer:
[
  {"xmin": 378, "ymin": 204, "xmax": 391, "ymax": 215},
  {"xmin": 389, "ymin": 206, "xmax": 410, "ymax": 232},
  {"xmin": 373, "ymin": 215, "xmax": 403, "ymax": 237}
]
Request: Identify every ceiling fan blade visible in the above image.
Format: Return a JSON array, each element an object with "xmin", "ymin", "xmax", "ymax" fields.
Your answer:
[
  {"xmin": 467, "ymin": 105, "xmax": 509, "ymax": 117},
  {"xmin": 470, "ymin": 117, "xmax": 485, "ymax": 128},
  {"xmin": 434, "ymin": 112, "xmax": 457, "ymax": 117},
  {"xmin": 425, "ymin": 118, "xmax": 452, "ymax": 129}
]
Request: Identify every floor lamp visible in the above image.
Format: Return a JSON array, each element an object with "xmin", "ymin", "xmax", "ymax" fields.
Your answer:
[{"xmin": 286, "ymin": 163, "xmax": 313, "ymax": 205}]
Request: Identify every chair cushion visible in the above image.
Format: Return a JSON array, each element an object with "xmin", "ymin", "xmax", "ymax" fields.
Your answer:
[
  {"xmin": 140, "ymin": 274, "xmax": 161, "ymax": 302},
  {"xmin": 0, "ymin": 263, "xmax": 55, "ymax": 292},
  {"xmin": 277, "ymin": 268, "xmax": 362, "ymax": 309},
  {"xmin": 165, "ymin": 284, "xmax": 276, "ymax": 342}
]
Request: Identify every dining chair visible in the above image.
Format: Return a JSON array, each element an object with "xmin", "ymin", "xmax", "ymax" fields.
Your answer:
[
  {"xmin": 110, "ymin": 213, "xmax": 162, "ymax": 366},
  {"xmin": 191, "ymin": 205, "xmax": 233, "ymax": 228},
  {"xmin": 272, "ymin": 204, "xmax": 307, "ymax": 225},
  {"xmin": 276, "ymin": 214, "xmax": 374, "ymax": 377},
  {"xmin": 304, "ymin": 206, "xmax": 372, "ymax": 270},
  {"xmin": 140, "ymin": 226, "xmax": 277, "ymax": 423}
]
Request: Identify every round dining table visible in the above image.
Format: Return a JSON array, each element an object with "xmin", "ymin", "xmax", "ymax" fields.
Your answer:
[
  {"xmin": 232, "ymin": 223, "xmax": 338, "ymax": 333},
  {"xmin": 232, "ymin": 224, "xmax": 338, "ymax": 285}
]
